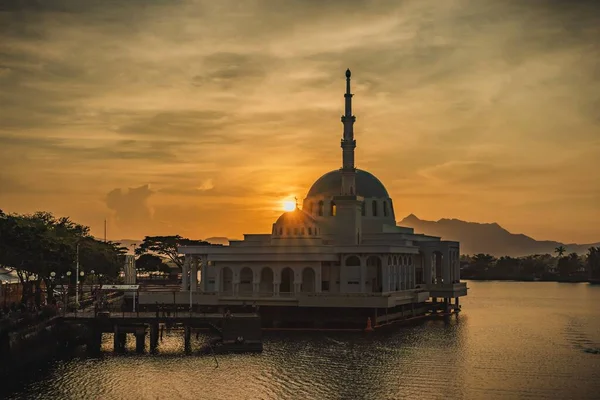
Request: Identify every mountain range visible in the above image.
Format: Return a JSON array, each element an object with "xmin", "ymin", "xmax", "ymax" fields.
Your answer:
[
  {"xmin": 112, "ymin": 217, "xmax": 598, "ymax": 258},
  {"xmin": 398, "ymin": 214, "xmax": 599, "ymax": 257}
]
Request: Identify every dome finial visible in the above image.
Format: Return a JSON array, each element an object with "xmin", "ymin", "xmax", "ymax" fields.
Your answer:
[{"xmin": 346, "ymin": 68, "xmax": 351, "ymax": 78}]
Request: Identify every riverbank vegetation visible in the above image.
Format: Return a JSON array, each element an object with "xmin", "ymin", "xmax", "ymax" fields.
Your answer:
[
  {"xmin": 461, "ymin": 247, "xmax": 600, "ymax": 281},
  {"xmin": 0, "ymin": 209, "xmax": 127, "ymax": 308}
]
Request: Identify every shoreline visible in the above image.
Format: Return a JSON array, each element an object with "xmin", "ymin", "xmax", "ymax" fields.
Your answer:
[{"xmin": 463, "ymin": 277, "xmax": 594, "ymax": 283}]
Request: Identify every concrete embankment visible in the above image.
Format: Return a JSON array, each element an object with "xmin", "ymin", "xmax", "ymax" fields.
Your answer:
[{"xmin": 0, "ymin": 317, "xmax": 84, "ymax": 376}]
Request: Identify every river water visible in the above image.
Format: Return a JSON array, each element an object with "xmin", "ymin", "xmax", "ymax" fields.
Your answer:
[{"xmin": 2, "ymin": 281, "xmax": 600, "ymax": 400}]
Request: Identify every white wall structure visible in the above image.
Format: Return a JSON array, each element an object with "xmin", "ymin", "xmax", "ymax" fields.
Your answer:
[
  {"xmin": 123, "ymin": 255, "xmax": 136, "ymax": 284},
  {"xmin": 169, "ymin": 70, "xmax": 467, "ymax": 312}
]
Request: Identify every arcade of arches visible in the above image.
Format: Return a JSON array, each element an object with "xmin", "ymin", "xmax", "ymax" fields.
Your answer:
[
  {"xmin": 181, "ymin": 249, "xmax": 460, "ymax": 296},
  {"xmin": 204, "ymin": 253, "xmax": 430, "ymax": 296}
]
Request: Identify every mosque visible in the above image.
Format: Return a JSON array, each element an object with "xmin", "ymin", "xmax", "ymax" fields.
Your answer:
[{"xmin": 142, "ymin": 70, "xmax": 467, "ymax": 328}]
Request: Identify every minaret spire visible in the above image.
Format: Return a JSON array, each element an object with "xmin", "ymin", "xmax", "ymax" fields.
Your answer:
[{"xmin": 340, "ymin": 68, "xmax": 357, "ymax": 195}]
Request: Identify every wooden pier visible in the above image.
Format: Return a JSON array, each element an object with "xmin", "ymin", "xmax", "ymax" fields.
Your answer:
[{"xmin": 61, "ymin": 311, "xmax": 262, "ymax": 354}]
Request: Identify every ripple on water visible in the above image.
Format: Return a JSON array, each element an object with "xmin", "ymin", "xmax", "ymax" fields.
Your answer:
[{"xmin": 3, "ymin": 282, "xmax": 600, "ymax": 400}]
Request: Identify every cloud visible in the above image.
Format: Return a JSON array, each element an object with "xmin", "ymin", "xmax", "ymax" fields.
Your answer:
[
  {"xmin": 105, "ymin": 185, "xmax": 154, "ymax": 236},
  {"xmin": 0, "ymin": 0, "xmax": 599, "ymax": 243}
]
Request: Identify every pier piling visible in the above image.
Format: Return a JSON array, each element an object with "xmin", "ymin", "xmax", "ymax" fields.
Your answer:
[
  {"xmin": 135, "ymin": 331, "xmax": 146, "ymax": 354},
  {"xmin": 149, "ymin": 323, "xmax": 159, "ymax": 353},
  {"xmin": 184, "ymin": 326, "xmax": 191, "ymax": 354}
]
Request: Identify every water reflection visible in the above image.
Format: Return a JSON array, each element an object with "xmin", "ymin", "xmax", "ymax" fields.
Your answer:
[{"xmin": 3, "ymin": 281, "xmax": 600, "ymax": 400}]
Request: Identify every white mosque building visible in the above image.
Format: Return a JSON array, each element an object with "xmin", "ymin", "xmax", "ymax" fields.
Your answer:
[{"xmin": 141, "ymin": 70, "xmax": 467, "ymax": 327}]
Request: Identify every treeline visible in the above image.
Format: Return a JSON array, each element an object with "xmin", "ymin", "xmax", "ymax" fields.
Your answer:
[
  {"xmin": 0, "ymin": 210, "xmax": 127, "ymax": 306},
  {"xmin": 461, "ymin": 247, "xmax": 600, "ymax": 281}
]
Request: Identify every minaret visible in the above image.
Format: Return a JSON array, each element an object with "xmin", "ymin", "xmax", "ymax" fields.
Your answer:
[
  {"xmin": 332, "ymin": 69, "xmax": 363, "ymax": 246},
  {"xmin": 340, "ymin": 68, "xmax": 357, "ymax": 195}
]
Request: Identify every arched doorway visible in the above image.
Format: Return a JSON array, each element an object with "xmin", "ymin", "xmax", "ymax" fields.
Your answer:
[
  {"xmin": 280, "ymin": 268, "xmax": 294, "ymax": 294},
  {"xmin": 301, "ymin": 267, "xmax": 316, "ymax": 292},
  {"xmin": 221, "ymin": 267, "xmax": 233, "ymax": 294},
  {"xmin": 366, "ymin": 256, "xmax": 382, "ymax": 292},
  {"xmin": 259, "ymin": 267, "xmax": 274, "ymax": 295},
  {"xmin": 239, "ymin": 267, "xmax": 253, "ymax": 294}
]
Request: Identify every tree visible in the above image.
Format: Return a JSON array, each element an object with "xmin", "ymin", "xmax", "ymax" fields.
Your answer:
[
  {"xmin": 494, "ymin": 256, "xmax": 520, "ymax": 277},
  {"xmin": 79, "ymin": 238, "xmax": 128, "ymax": 281},
  {"xmin": 557, "ymin": 253, "xmax": 581, "ymax": 277},
  {"xmin": 471, "ymin": 254, "xmax": 496, "ymax": 271},
  {"xmin": 135, "ymin": 236, "xmax": 211, "ymax": 269},
  {"xmin": 554, "ymin": 246, "xmax": 566, "ymax": 258},
  {"xmin": 0, "ymin": 210, "xmax": 126, "ymax": 306},
  {"xmin": 587, "ymin": 247, "xmax": 600, "ymax": 279},
  {"xmin": 136, "ymin": 254, "xmax": 170, "ymax": 276}
]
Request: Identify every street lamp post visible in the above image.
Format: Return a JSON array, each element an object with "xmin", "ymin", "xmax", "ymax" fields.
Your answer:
[
  {"xmin": 79, "ymin": 271, "xmax": 85, "ymax": 307},
  {"xmin": 66, "ymin": 271, "xmax": 71, "ymax": 311},
  {"xmin": 75, "ymin": 243, "xmax": 80, "ymax": 308}
]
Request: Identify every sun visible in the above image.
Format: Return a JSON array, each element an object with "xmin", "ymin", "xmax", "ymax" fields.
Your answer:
[{"xmin": 282, "ymin": 200, "xmax": 296, "ymax": 212}]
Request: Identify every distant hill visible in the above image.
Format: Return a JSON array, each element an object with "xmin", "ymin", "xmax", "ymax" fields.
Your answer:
[
  {"xmin": 204, "ymin": 237, "xmax": 230, "ymax": 246},
  {"xmin": 398, "ymin": 214, "xmax": 600, "ymax": 257}
]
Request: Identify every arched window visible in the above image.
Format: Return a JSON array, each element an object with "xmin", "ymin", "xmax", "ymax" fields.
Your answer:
[
  {"xmin": 301, "ymin": 227, "xmax": 305, "ymax": 235},
  {"xmin": 330, "ymin": 201, "xmax": 336, "ymax": 216},
  {"xmin": 318, "ymin": 201, "xmax": 324, "ymax": 216},
  {"xmin": 308, "ymin": 227, "xmax": 312, "ymax": 235},
  {"xmin": 372, "ymin": 200, "xmax": 378, "ymax": 217},
  {"xmin": 286, "ymin": 228, "xmax": 291, "ymax": 235},
  {"xmin": 361, "ymin": 201, "xmax": 366, "ymax": 216},
  {"xmin": 294, "ymin": 227, "xmax": 298, "ymax": 235},
  {"xmin": 383, "ymin": 201, "xmax": 388, "ymax": 217},
  {"xmin": 345, "ymin": 256, "xmax": 361, "ymax": 266}
]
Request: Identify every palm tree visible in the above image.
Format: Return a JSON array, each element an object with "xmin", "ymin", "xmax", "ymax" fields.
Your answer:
[{"xmin": 554, "ymin": 245, "xmax": 566, "ymax": 258}]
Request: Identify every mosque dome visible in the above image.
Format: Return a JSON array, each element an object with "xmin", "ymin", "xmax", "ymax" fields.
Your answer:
[
  {"xmin": 306, "ymin": 169, "xmax": 390, "ymax": 199},
  {"xmin": 272, "ymin": 208, "xmax": 320, "ymax": 237}
]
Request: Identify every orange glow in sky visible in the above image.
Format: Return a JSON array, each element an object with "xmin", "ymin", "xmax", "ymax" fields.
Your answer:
[{"xmin": 0, "ymin": 1, "xmax": 598, "ymax": 244}]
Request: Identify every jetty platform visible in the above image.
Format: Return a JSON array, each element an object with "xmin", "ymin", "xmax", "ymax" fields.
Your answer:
[{"xmin": 61, "ymin": 310, "xmax": 262, "ymax": 354}]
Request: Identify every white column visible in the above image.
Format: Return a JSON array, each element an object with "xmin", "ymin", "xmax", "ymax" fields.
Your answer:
[
  {"xmin": 181, "ymin": 255, "xmax": 190, "ymax": 290},
  {"xmin": 455, "ymin": 249, "xmax": 461, "ymax": 282},
  {"xmin": 359, "ymin": 257, "xmax": 366, "ymax": 293},
  {"xmin": 316, "ymin": 267, "xmax": 322, "ymax": 293},
  {"xmin": 215, "ymin": 266, "xmax": 221, "ymax": 294},
  {"xmin": 190, "ymin": 256, "xmax": 198, "ymax": 292},
  {"xmin": 294, "ymin": 271, "xmax": 301, "ymax": 293},
  {"xmin": 423, "ymin": 251, "xmax": 432, "ymax": 284},
  {"xmin": 340, "ymin": 262, "xmax": 347, "ymax": 293},
  {"xmin": 443, "ymin": 248, "xmax": 451, "ymax": 284},
  {"xmin": 200, "ymin": 256, "xmax": 208, "ymax": 292},
  {"xmin": 403, "ymin": 261, "xmax": 408, "ymax": 289}
]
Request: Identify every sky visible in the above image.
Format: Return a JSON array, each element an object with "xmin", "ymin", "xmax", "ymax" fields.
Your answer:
[{"xmin": 0, "ymin": 0, "xmax": 599, "ymax": 244}]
